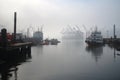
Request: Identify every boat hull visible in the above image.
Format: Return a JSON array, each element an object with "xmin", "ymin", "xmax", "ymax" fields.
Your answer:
[{"xmin": 85, "ymin": 40, "xmax": 103, "ymax": 46}]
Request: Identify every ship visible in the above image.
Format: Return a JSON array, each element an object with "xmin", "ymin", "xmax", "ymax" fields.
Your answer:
[
  {"xmin": 61, "ymin": 25, "xmax": 84, "ymax": 40},
  {"xmin": 22, "ymin": 26, "xmax": 43, "ymax": 45},
  {"xmin": 50, "ymin": 38, "xmax": 60, "ymax": 45},
  {"xmin": 32, "ymin": 30, "xmax": 43, "ymax": 45},
  {"xmin": 85, "ymin": 27, "xmax": 103, "ymax": 46}
]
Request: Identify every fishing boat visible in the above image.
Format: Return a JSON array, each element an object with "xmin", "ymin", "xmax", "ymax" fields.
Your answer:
[{"xmin": 85, "ymin": 27, "xmax": 103, "ymax": 46}]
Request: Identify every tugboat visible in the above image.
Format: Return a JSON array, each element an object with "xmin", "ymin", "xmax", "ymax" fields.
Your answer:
[
  {"xmin": 85, "ymin": 27, "xmax": 103, "ymax": 46},
  {"xmin": 50, "ymin": 39, "xmax": 60, "ymax": 45},
  {"xmin": 42, "ymin": 38, "xmax": 50, "ymax": 45}
]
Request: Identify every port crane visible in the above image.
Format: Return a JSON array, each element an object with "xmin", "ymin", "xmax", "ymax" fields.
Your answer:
[
  {"xmin": 82, "ymin": 25, "xmax": 88, "ymax": 38},
  {"xmin": 27, "ymin": 25, "xmax": 34, "ymax": 38}
]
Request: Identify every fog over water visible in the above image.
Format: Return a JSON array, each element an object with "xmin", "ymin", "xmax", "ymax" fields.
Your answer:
[
  {"xmin": 1, "ymin": 1, "xmax": 120, "ymax": 80},
  {"xmin": 0, "ymin": 0, "xmax": 120, "ymax": 38},
  {"xmin": 3, "ymin": 40, "xmax": 120, "ymax": 80}
]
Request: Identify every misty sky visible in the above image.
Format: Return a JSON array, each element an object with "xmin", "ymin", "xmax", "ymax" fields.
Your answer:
[{"xmin": 0, "ymin": 0, "xmax": 120, "ymax": 38}]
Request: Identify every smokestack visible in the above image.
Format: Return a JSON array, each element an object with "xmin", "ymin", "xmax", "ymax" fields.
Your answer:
[{"xmin": 14, "ymin": 12, "xmax": 17, "ymax": 41}]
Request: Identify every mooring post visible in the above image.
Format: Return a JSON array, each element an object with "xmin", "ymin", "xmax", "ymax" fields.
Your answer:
[
  {"xmin": 27, "ymin": 45, "xmax": 31, "ymax": 58},
  {"xmin": 1, "ymin": 28, "xmax": 8, "ymax": 47}
]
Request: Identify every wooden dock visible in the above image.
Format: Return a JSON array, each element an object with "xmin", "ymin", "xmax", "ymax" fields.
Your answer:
[
  {"xmin": 0, "ymin": 42, "xmax": 32, "ymax": 61},
  {"xmin": 10, "ymin": 42, "xmax": 32, "ymax": 47},
  {"xmin": 0, "ymin": 42, "xmax": 32, "ymax": 80},
  {"xmin": 0, "ymin": 12, "xmax": 32, "ymax": 64}
]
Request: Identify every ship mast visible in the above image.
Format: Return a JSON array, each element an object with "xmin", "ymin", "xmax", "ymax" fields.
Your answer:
[{"xmin": 113, "ymin": 24, "xmax": 116, "ymax": 39}]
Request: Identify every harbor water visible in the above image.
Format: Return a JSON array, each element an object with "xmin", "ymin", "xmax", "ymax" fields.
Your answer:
[{"xmin": 5, "ymin": 40, "xmax": 120, "ymax": 80}]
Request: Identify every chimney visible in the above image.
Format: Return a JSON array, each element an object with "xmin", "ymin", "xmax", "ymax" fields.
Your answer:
[{"xmin": 14, "ymin": 12, "xmax": 17, "ymax": 41}]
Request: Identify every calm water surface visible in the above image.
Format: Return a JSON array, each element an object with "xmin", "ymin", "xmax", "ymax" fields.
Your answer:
[{"xmin": 10, "ymin": 40, "xmax": 120, "ymax": 80}]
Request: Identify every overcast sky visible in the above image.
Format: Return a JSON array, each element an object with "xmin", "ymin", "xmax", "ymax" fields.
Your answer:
[{"xmin": 0, "ymin": 0, "xmax": 120, "ymax": 38}]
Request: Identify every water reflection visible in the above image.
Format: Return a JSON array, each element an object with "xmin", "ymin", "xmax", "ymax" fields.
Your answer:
[
  {"xmin": 107, "ymin": 44, "xmax": 120, "ymax": 59},
  {"xmin": 62, "ymin": 40, "xmax": 84, "ymax": 47},
  {"xmin": 86, "ymin": 46, "xmax": 103, "ymax": 62},
  {"xmin": 113, "ymin": 47, "xmax": 120, "ymax": 61},
  {"xmin": 32, "ymin": 45, "xmax": 43, "ymax": 55},
  {"xmin": 0, "ymin": 55, "xmax": 31, "ymax": 80}
]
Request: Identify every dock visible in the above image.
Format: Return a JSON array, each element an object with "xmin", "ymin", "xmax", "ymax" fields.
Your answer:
[
  {"xmin": 103, "ymin": 24, "xmax": 120, "ymax": 46},
  {"xmin": 0, "ymin": 12, "xmax": 32, "ymax": 61},
  {"xmin": 0, "ymin": 42, "xmax": 32, "ymax": 61},
  {"xmin": 103, "ymin": 38, "xmax": 120, "ymax": 45},
  {"xmin": 0, "ymin": 42, "xmax": 32, "ymax": 80}
]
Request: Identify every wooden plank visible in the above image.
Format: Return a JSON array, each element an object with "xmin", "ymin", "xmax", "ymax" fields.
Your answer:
[
  {"xmin": 0, "ymin": 42, "xmax": 32, "ymax": 50},
  {"xmin": 10, "ymin": 42, "xmax": 32, "ymax": 47}
]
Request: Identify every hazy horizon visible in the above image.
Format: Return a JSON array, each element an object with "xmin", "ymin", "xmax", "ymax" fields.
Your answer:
[{"xmin": 0, "ymin": 0, "xmax": 120, "ymax": 39}]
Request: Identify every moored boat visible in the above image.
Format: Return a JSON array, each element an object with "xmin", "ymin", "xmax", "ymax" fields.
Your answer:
[
  {"xmin": 50, "ymin": 39, "xmax": 60, "ymax": 45},
  {"xmin": 85, "ymin": 27, "xmax": 103, "ymax": 46}
]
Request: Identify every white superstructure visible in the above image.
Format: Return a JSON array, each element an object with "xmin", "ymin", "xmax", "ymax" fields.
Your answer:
[{"xmin": 85, "ymin": 28, "xmax": 103, "ymax": 45}]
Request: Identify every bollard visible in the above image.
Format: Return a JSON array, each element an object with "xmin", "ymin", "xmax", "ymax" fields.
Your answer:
[
  {"xmin": 1, "ymin": 28, "xmax": 8, "ymax": 47},
  {"xmin": 27, "ymin": 45, "xmax": 31, "ymax": 58}
]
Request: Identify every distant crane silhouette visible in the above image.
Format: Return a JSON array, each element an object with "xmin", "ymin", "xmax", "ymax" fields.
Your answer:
[
  {"xmin": 27, "ymin": 25, "xmax": 34, "ymax": 38},
  {"xmin": 82, "ymin": 25, "xmax": 88, "ymax": 38}
]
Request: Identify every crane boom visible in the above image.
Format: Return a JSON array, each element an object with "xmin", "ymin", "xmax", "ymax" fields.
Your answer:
[{"xmin": 82, "ymin": 25, "xmax": 87, "ymax": 32}]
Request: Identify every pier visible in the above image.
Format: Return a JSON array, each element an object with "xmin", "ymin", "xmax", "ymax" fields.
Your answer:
[
  {"xmin": 103, "ymin": 24, "xmax": 120, "ymax": 46},
  {"xmin": 0, "ymin": 12, "xmax": 32, "ymax": 62},
  {"xmin": 0, "ymin": 28, "xmax": 32, "ymax": 61},
  {"xmin": 103, "ymin": 38, "xmax": 120, "ymax": 44}
]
